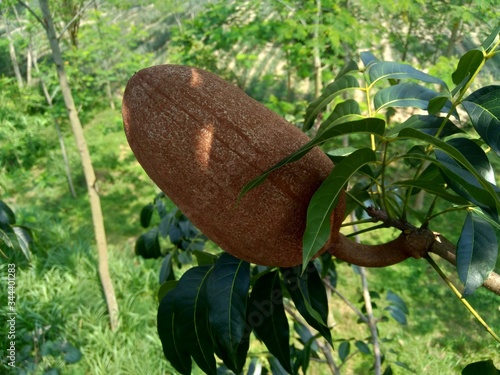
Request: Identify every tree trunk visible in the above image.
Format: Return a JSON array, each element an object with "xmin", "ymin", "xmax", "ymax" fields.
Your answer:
[
  {"xmin": 38, "ymin": 0, "xmax": 119, "ymax": 330},
  {"xmin": 313, "ymin": 0, "xmax": 322, "ymax": 99},
  {"xmin": 2, "ymin": 10, "xmax": 24, "ymax": 89}
]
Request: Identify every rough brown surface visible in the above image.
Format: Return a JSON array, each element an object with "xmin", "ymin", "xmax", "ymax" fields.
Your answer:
[{"xmin": 123, "ymin": 65, "xmax": 344, "ymax": 267}]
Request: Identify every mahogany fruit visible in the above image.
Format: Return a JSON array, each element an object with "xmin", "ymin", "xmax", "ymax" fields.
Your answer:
[
  {"xmin": 123, "ymin": 65, "xmax": 427, "ymax": 267},
  {"xmin": 122, "ymin": 65, "xmax": 344, "ymax": 267}
]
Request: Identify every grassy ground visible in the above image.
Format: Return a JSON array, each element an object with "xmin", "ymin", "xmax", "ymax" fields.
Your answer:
[{"xmin": 1, "ymin": 108, "xmax": 499, "ymax": 374}]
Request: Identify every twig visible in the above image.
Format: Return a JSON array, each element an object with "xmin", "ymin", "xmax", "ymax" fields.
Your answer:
[
  {"xmin": 359, "ymin": 266, "xmax": 382, "ymax": 375},
  {"xmin": 426, "ymin": 255, "xmax": 500, "ymax": 343},
  {"xmin": 284, "ymin": 304, "xmax": 339, "ymax": 374},
  {"xmin": 324, "ymin": 279, "xmax": 368, "ymax": 323},
  {"xmin": 57, "ymin": 0, "xmax": 95, "ymax": 41},
  {"xmin": 17, "ymin": 0, "xmax": 45, "ymax": 29}
]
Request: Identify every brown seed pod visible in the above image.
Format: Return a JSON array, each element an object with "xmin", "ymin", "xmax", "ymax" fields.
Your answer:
[{"xmin": 122, "ymin": 64, "xmax": 345, "ymax": 267}]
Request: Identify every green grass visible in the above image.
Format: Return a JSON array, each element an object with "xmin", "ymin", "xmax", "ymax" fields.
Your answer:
[{"xmin": 1, "ymin": 108, "xmax": 499, "ymax": 374}]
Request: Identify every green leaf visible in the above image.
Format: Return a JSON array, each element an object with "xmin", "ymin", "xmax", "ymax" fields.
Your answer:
[
  {"xmin": 318, "ymin": 99, "xmax": 363, "ymax": 133},
  {"xmin": 462, "ymin": 359, "xmax": 500, "ymax": 375},
  {"xmin": 338, "ymin": 341, "xmax": 350, "ymax": 362},
  {"xmin": 434, "ymin": 137, "xmax": 499, "ymax": 217},
  {"xmin": 192, "ymin": 249, "xmax": 218, "ymax": 266},
  {"xmin": 387, "ymin": 115, "xmax": 463, "ymax": 138},
  {"xmin": 335, "ymin": 59, "xmax": 359, "ymax": 80},
  {"xmin": 159, "ymin": 253, "xmax": 175, "ymax": 284},
  {"xmin": 293, "ymin": 322, "xmax": 319, "ymax": 352},
  {"xmin": 360, "ymin": 51, "xmax": 379, "ymax": 68},
  {"xmin": 140, "ymin": 203, "xmax": 155, "ymax": 228},
  {"xmin": 385, "ymin": 305, "xmax": 407, "ymax": 325},
  {"xmin": 481, "ymin": 26, "xmax": 500, "ymax": 52},
  {"xmin": 13, "ymin": 226, "xmax": 32, "ymax": 261},
  {"xmin": 61, "ymin": 343, "xmax": 82, "ymax": 364},
  {"xmin": 462, "ymin": 85, "xmax": 500, "ymax": 156},
  {"xmin": 368, "ymin": 61, "xmax": 447, "ymax": 88},
  {"xmin": 158, "ymin": 280, "xmax": 178, "ymax": 302},
  {"xmin": 239, "ymin": 118, "xmax": 385, "ymax": 200},
  {"xmin": 355, "ymin": 340, "xmax": 371, "ymax": 355},
  {"xmin": 374, "ymin": 83, "xmax": 452, "ymax": 113},
  {"xmin": 303, "ymin": 148, "xmax": 376, "ymax": 265},
  {"xmin": 173, "ymin": 266, "xmax": 216, "ymax": 375},
  {"xmin": 281, "ymin": 264, "xmax": 332, "ymax": 345},
  {"xmin": 386, "ymin": 290, "xmax": 409, "ymax": 314},
  {"xmin": 392, "ymin": 180, "xmax": 470, "ymax": 206},
  {"xmin": 248, "ymin": 271, "xmax": 291, "ymax": 373},
  {"xmin": 399, "ymin": 128, "xmax": 500, "ymax": 213},
  {"xmin": 135, "ymin": 227, "xmax": 161, "ymax": 259},
  {"xmin": 452, "ymin": 49, "xmax": 484, "ymax": 85},
  {"xmin": 304, "ymin": 75, "xmax": 360, "ymax": 130},
  {"xmin": 457, "ymin": 212, "xmax": 498, "ymax": 297},
  {"xmin": 0, "ymin": 201, "xmax": 15, "ymax": 225},
  {"xmin": 207, "ymin": 253, "xmax": 250, "ymax": 373},
  {"xmin": 427, "ymin": 95, "xmax": 450, "ymax": 115},
  {"xmin": 157, "ymin": 290, "xmax": 192, "ymax": 375}
]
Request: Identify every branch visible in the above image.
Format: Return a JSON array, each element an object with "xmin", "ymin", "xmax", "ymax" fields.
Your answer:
[
  {"xmin": 17, "ymin": 0, "xmax": 45, "ymax": 29},
  {"xmin": 57, "ymin": 0, "xmax": 95, "ymax": 41},
  {"xmin": 360, "ymin": 207, "xmax": 500, "ymax": 296}
]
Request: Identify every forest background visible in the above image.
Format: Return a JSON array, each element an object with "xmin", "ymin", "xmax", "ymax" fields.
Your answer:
[{"xmin": 0, "ymin": 0, "xmax": 499, "ymax": 374}]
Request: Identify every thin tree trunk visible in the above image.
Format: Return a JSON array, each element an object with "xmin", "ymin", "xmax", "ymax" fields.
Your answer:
[
  {"xmin": 3, "ymin": 10, "xmax": 24, "ymax": 89},
  {"xmin": 444, "ymin": 19, "xmax": 462, "ymax": 58},
  {"xmin": 39, "ymin": 0, "xmax": 119, "ymax": 330},
  {"xmin": 31, "ymin": 33, "xmax": 77, "ymax": 198},
  {"xmin": 313, "ymin": 0, "xmax": 322, "ymax": 99}
]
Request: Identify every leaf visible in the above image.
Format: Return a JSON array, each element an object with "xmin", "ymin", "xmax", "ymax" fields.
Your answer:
[
  {"xmin": 462, "ymin": 85, "xmax": 500, "ymax": 156},
  {"xmin": 135, "ymin": 227, "xmax": 161, "ymax": 259},
  {"xmin": 13, "ymin": 226, "xmax": 32, "ymax": 261},
  {"xmin": 392, "ymin": 180, "xmax": 470, "ymax": 206},
  {"xmin": 61, "ymin": 343, "xmax": 82, "ymax": 364},
  {"xmin": 304, "ymin": 75, "xmax": 360, "ymax": 130},
  {"xmin": 360, "ymin": 51, "xmax": 379, "ymax": 67},
  {"xmin": 248, "ymin": 271, "xmax": 291, "ymax": 373},
  {"xmin": 462, "ymin": 359, "xmax": 500, "ymax": 375},
  {"xmin": 428, "ymin": 95, "xmax": 450, "ymax": 115},
  {"xmin": 293, "ymin": 322, "xmax": 319, "ymax": 352},
  {"xmin": 481, "ymin": 26, "xmax": 500, "ymax": 52},
  {"xmin": 0, "ymin": 201, "xmax": 15, "ymax": 225},
  {"xmin": 457, "ymin": 212, "xmax": 498, "ymax": 297},
  {"xmin": 303, "ymin": 148, "xmax": 376, "ymax": 265},
  {"xmin": 387, "ymin": 115, "xmax": 463, "ymax": 138},
  {"xmin": 386, "ymin": 290, "xmax": 409, "ymax": 314},
  {"xmin": 338, "ymin": 341, "xmax": 350, "ymax": 362},
  {"xmin": 239, "ymin": 118, "xmax": 385, "ymax": 199},
  {"xmin": 355, "ymin": 340, "xmax": 371, "ymax": 355},
  {"xmin": 367, "ymin": 61, "xmax": 447, "ymax": 88},
  {"xmin": 192, "ymin": 249, "xmax": 218, "ymax": 266},
  {"xmin": 385, "ymin": 305, "xmax": 407, "ymax": 325},
  {"xmin": 173, "ymin": 266, "xmax": 216, "ymax": 375},
  {"xmin": 335, "ymin": 59, "xmax": 359, "ymax": 80},
  {"xmin": 318, "ymin": 99, "xmax": 363, "ymax": 133},
  {"xmin": 207, "ymin": 253, "xmax": 250, "ymax": 373},
  {"xmin": 281, "ymin": 264, "xmax": 332, "ymax": 345},
  {"xmin": 157, "ymin": 290, "xmax": 192, "ymax": 375},
  {"xmin": 158, "ymin": 280, "xmax": 178, "ymax": 302},
  {"xmin": 399, "ymin": 128, "xmax": 500, "ymax": 213},
  {"xmin": 374, "ymin": 83, "xmax": 453, "ymax": 114},
  {"xmin": 159, "ymin": 253, "xmax": 175, "ymax": 284},
  {"xmin": 140, "ymin": 203, "xmax": 155, "ymax": 228},
  {"xmin": 452, "ymin": 49, "xmax": 484, "ymax": 85}
]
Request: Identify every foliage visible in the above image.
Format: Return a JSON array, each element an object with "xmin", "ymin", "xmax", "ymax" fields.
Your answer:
[
  {"xmin": 0, "ymin": 200, "xmax": 32, "ymax": 261},
  {"xmin": 1, "ymin": 0, "xmax": 499, "ymax": 373},
  {"xmin": 138, "ymin": 23, "xmax": 500, "ymax": 375}
]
